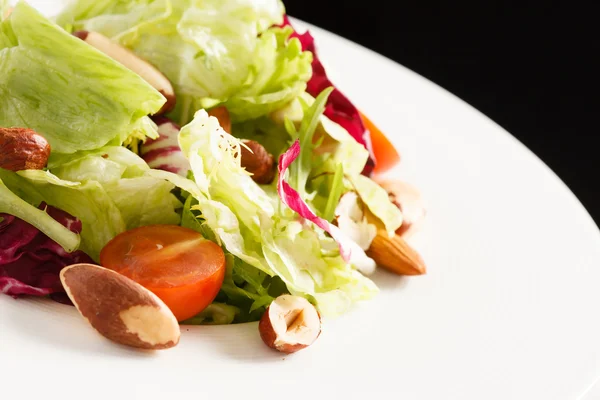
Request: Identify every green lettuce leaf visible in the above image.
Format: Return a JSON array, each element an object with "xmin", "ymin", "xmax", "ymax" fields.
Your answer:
[
  {"xmin": 181, "ymin": 302, "xmax": 240, "ymax": 325},
  {"xmin": 56, "ymin": 0, "xmax": 311, "ymax": 125},
  {"xmin": 180, "ymin": 197, "xmax": 279, "ymax": 322},
  {"xmin": 103, "ymin": 176, "xmax": 182, "ymax": 229},
  {"xmin": 0, "ymin": 145, "xmax": 184, "ymax": 259},
  {"xmin": 208, "ymin": 26, "xmax": 312, "ymax": 122},
  {"xmin": 0, "ymin": 168, "xmax": 125, "ymax": 260},
  {"xmin": 152, "ymin": 109, "xmax": 378, "ymax": 317},
  {"xmin": 0, "ymin": 2, "xmax": 164, "ymax": 156},
  {"xmin": 271, "ymin": 91, "xmax": 402, "ymax": 232},
  {"xmin": 51, "ymin": 146, "xmax": 183, "ymax": 230},
  {"xmin": 351, "ymin": 174, "xmax": 403, "ymax": 236},
  {"xmin": 0, "ymin": 175, "xmax": 80, "ymax": 252},
  {"xmin": 0, "ymin": 0, "xmax": 9, "ymax": 20},
  {"xmin": 51, "ymin": 146, "xmax": 149, "ymax": 183},
  {"xmin": 231, "ymin": 115, "xmax": 293, "ymax": 160},
  {"xmin": 260, "ymin": 215, "xmax": 378, "ymax": 317}
]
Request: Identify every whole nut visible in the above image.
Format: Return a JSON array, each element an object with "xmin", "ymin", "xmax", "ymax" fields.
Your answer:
[
  {"xmin": 73, "ymin": 31, "xmax": 176, "ymax": 115},
  {"xmin": 0, "ymin": 127, "xmax": 51, "ymax": 171},
  {"xmin": 60, "ymin": 263, "xmax": 180, "ymax": 350},
  {"xmin": 259, "ymin": 295, "xmax": 321, "ymax": 354},
  {"xmin": 240, "ymin": 139, "xmax": 275, "ymax": 184},
  {"xmin": 366, "ymin": 229, "xmax": 427, "ymax": 276},
  {"xmin": 207, "ymin": 106, "xmax": 232, "ymax": 134}
]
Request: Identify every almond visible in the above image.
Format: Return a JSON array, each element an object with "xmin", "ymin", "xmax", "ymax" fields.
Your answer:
[
  {"xmin": 60, "ymin": 263, "xmax": 180, "ymax": 350},
  {"xmin": 73, "ymin": 31, "xmax": 176, "ymax": 115},
  {"xmin": 0, "ymin": 127, "xmax": 51, "ymax": 171},
  {"xmin": 207, "ymin": 106, "xmax": 232, "ymax": 134},
  {"xmin": 259, "ymin": 295, "xmax": 321, "ymax": 354},
  {"xmin": 240, "ymin": 139, "xmax": 275, "ymax": 184},
  {"xmin": 366, "ymin": 229, "xmax": 426, "ymax": 275}
]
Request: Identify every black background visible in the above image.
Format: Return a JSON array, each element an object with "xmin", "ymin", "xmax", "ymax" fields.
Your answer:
[{"xmin": 285, "ymin": 1, "xmax": 598, "ymax": 224}]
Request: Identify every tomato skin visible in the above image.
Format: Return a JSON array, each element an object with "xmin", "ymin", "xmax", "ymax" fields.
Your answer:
[
  {"xmin": 100, "ymin": 225, "xmax": 226, "ymax": 322},
  {"xmin": 150, "ymin": 266, "xmax": 224, "ymax": 322},
  {"xmin": 360, "ymin": 112, "xmax": 401, "ymax": 175}
]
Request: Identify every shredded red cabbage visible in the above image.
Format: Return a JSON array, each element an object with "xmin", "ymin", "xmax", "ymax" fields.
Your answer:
[
  {"xmin": 281, "ymin": 16, "xmax": 376, "ymax": 175},
  {"xmin": 0, "ymin": 203, "xmax": 94, "ymax": 299}
]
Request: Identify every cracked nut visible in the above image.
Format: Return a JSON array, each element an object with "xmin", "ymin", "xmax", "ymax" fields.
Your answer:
[
  {"xmin": 0, "ymin": 127, "xmax": 51, "ymax": 171},
  {"xmin": 60, "ymin": 263, "xmax": 180, "ymax": 350},
  {"xmin": 240, "ymin": 139, "xmax": 275, "ymax": 184},
  {"xmin": 259, "ymin": 295, "xmax": 321, "ymax": 354},
  {"xmin": 73, "ymin": 31, "xmax": 176, "ymax": 115}
]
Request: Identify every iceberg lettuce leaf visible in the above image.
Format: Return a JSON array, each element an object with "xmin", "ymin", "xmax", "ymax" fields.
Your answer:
[
  {"xmin": 0, "ymin": 2, "xmax": 164, "ymax": 155},
  {"xmin": 56, "ymin": 0, "xmax": 311, "ymax": 125}
]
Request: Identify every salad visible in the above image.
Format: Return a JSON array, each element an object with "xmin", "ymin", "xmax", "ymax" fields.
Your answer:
[{"xmin": 0, "ymin": 0, "xmax": 426, "ymax": 353}]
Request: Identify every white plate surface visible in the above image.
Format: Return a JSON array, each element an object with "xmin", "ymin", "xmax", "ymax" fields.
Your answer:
[{"xmin": 2, "ymin": 2, "xmax": 600, "ymax": 399}]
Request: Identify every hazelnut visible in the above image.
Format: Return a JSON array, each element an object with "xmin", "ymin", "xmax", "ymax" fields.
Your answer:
[
  {"xmin": 240, "ymin": 139, "xmax": 275, "ymax": 184},
  {"xmin": 0, "ymin": 127, "xmax": 51, "ymax": 171},
  {"xmin": 259, "ymin": 295, "xmax": 321, "ymax": 354},
  {"xmin": 207, "ymin": 106, "xmax": 232, "ymax": 134}
]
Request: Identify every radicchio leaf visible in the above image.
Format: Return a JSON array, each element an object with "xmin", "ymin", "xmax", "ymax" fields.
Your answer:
[
  {"xmin": 280, "ymin": 16, "xmax": 376, "ymax": 175},
  {"xmin": 0, "ymin": 203, "xmax": 94, "ymax": 299},
  {"xmin": 141, "ymin": 116, "xmax": 191, "ymax": 176}
]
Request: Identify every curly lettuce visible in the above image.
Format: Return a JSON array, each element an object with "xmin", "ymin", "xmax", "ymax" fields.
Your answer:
[{"xmin": 150, "ymin": 108, "xmax": 378, "ymax": 317}]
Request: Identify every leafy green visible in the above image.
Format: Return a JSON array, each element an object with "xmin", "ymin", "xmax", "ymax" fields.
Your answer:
[
  {"xmin": 0, "ymin": 176, "xmax": 80, "ymax": 252},
  {"xmin": 181, "ymin": 303, "xmax": 240, "ymax": 325},
  {"xmin": 0, "ymin": 2, "xmax": 164, "ymax": 156},
  {"xmin": 270, "ymin": 91, "xmax": 401, "ymax": 233},
  {"xmin": 103, "ymin": 176, "xmax": 181, "ymax": 229},
  {"xmin": 56, "ymin": 0, "xmax": 311, "ymax": 125},
  {"xmin": 322, "ymin": 163, "xmax": 344, "ymax": 222},
  {"xmin": 0, "ymin": 0, "xmax": 9, "ymax": 20},
  {"xmin": 210, "ymin": 26, "xmax": 312, "ymax": 122},
  {"xmin": 153, "ymin": 109, "xmax": 379, "ymax": 317},
  {"xmin": 260, "ymin": 215, "xmax": 378, "ymax": 316},
  {"xmin": 0, "ymin": 168, "xmax": 125, "ymax": 260},
  {"xmin": 149, "ymin": 168, "xmax": 270, "ymax": 274},
  {"xmin": 0, "ymin": 144, "xmax": 185, "ymax": 260},
  {"xmin": 51, "ymin": 146, "xmax": 149, "ymax": 183},
  {"xmin": 286, "ymin": 88, "xmax": 334, "ymax": 202},
  {"xmin": 219, "ymin": 254, "xmax": 276, "ymax": 320},
  {"xmin": 231, "ymin": 115, "xmax": 293, "ymax": 159},
  {"xmin": 351, "ymin": 174, "xmax": 402, "ymax": 235},
  {"xmin": 53, "ymin": 147, "xmax": 183, "ymax": 231},
  {"xmin": 180, "ymin": 194, "xmax": 217, "ymax": 241}
]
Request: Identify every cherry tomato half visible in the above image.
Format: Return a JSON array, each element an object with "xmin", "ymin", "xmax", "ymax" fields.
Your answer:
[
  {"xmin": 359, "ymin": 111, "xmax": 401, "ymax": 175},
  {"xmin": 100, "ymin": 225, "xmax": 226, "ymax": 322}
]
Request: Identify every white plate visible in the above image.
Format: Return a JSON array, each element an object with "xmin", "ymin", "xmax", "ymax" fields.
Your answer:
[{"xmin": 2, "ymin": 2, "xmax": 600, "ymax": 399}]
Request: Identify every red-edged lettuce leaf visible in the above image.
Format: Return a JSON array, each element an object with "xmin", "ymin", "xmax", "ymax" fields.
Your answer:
[
  {"xmin": 280, "ymin": 16, "xmax": 376, "ymax": 175},
  {"xmin": 0, "ymin": 203, "xmax": 94, "ymax": 298},
  {"xmin": 277, "ymin": 140, "xmax": 376, "ymax": 274}
]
